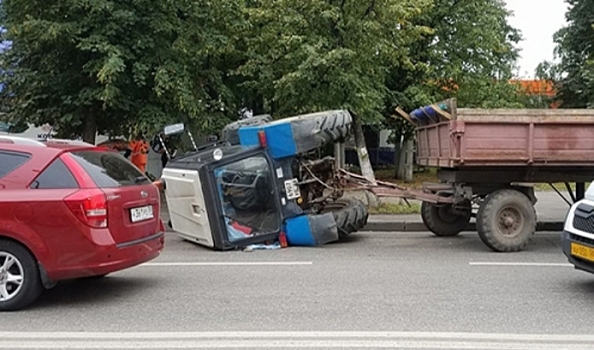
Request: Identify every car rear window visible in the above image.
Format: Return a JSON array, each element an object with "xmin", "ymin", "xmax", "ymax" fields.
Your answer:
[
  {"xmin": 70, "ymin": 150, "xmax": 146, "ymax": 188},
  {"xmin": 31, "ymin": 158, "xmax": 79, "ymax": 189},
  {"xmin": 0, "ymin": 151, "xmax": 30, "ymax": 179}
]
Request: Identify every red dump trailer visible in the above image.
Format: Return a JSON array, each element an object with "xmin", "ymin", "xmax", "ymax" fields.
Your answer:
[{"xmin": 370, "ymin": 100, "xmax": 594, "ymax": 252}]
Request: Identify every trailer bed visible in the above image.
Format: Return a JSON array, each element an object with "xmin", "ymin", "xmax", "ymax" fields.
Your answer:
[{"xmin": 415, "ymin": 108, "xmax": 594, "ymax": 168}]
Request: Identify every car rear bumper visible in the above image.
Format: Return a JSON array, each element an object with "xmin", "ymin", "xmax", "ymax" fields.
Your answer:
[
  {"xmin": 562, "ymin": 231, "xmax": 594, "ymax": 274},
  {"xmin": 45, "ymin": 232, "xmax": 165, "ymax": 281}
]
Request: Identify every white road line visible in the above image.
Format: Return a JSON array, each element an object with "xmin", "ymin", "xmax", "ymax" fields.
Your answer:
[
  {"xmin": 1, "ymin": 332, "xmax": 594, "ymax": 349},
  {"xmin": 469, "ymin": 262, "xmax": 572, "ymax": 267},
  {"xmin": 141, "ymin": 261, "xmax": 313, "ymax": 267},
  {"xmin": 0, "ymin": 340, "xmax": 592, "ymax": 349},
  {"xmin": 2, "ymin": 331, "xmax": 594, "ymax": 340}
]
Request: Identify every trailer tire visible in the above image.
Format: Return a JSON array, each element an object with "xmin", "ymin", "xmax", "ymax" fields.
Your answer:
[
  {"xmin": 322, "ymin": 199, "xmax": 369, "ymax": 239},
  {"xmin": 476, "ymin": 189, "xmax": 536, "ymax": 252},
  {"xmin": 421, "ymin": 201, "xmax": 471, "ymax": 237},
  {"xmin": 222, "ymin": 115, "xmax": 272, "ymax": 145}
]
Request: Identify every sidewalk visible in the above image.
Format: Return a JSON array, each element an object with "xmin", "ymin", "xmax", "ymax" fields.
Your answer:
[
  {"xmin": 160, "ymin": 190, "xmax": 573, "ymax": 232},
  {"xmin": 362, "ymin": 190, "xmax": 571, "ymax": 232}
]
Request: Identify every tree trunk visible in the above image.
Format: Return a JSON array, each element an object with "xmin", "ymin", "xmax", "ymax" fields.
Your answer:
[
  {"xmin": 405, "ymin": 139, "xmax": 414, "ymax": 182},
  {"xmin": 349, "ymin": 110, "xmax": 379, "ymax": 208},
  {"xmin": 393, "ymin": 132, "xmax": 402, "ymax": 179},
  {"xmin": 397, "ymin": 141, "xmax": 406, "ymax": 180},
  {"xmin": 82, "ymin": 113, "xmax": 97, "ymax": 145}
]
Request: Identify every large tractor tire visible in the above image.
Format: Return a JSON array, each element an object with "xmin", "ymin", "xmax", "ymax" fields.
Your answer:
[
  {"xmin": 322, "ymin": 199, "xmax": 369, "ymax": 239},
  {"xmin": 270, "ymin": 110, "xmax": 352, "ymax": 153},
  {"xmin": 236, "ymin": 110, "xmax": 353, "ymax": 158},
  {"xmin": 222, "ymin": 115, "xmax": 272, "ymax": 145},
  {"xmin": 421, "ymin": 201, "xmax": 472, "ymax": 237},
  {"xmin": 476, "ymin": 189, "xmax": 536, "ymax": 252}
]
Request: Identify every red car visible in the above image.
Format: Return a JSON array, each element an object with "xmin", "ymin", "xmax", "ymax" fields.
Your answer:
[{"xmin": 0, "ymin": 136, "xmax": 165, "ymax": 311}]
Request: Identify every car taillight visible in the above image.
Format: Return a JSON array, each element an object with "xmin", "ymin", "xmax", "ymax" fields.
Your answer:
[{"xmin": 65, "ymin": 190, "xmax": 108, "ymax": 228}]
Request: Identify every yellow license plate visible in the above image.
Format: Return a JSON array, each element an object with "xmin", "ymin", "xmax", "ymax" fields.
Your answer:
[{"xmin": 571, "ymin": 243, "xmax": 594, "ymax": 262}]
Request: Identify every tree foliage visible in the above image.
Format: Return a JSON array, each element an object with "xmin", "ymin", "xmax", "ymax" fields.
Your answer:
[
  {"xmin": 237, "ymin": 0, "xmax": 432, "ymax": 123},
  {"xmin": 408, "ymin": 0, "xmax": 522, "ymax": 109},
  {"xmin": 384, "ymin": 0, "xmax": 523, "ymax": 144},
  {"xmin": 0, "ymin": 0, "xmax": 525, "ymax": 144},
  {"xmin": 550, "ymin": 0, "xmax": 594, "ymax": 108},
  {"xmin": 0, "ymin": 0, "xmax": 245, "ymax": 142}
]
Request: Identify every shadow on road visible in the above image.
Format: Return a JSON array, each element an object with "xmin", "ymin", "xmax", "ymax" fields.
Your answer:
[
  {"xmin": 32, "ymin": 276, "xmax": 160, "ymax": 310},
  {"xmin": 565, "ymin": 277, "xmax": 594, "ymax": 294}
]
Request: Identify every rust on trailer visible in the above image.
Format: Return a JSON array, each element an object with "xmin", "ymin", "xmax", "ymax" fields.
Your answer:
[{"xmin": 337, "ymin": 169, "xmax": 455, "ymax": 204}]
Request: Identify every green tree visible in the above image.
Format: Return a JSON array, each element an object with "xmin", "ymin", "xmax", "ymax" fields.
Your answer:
[
  {"xmin": 0, "ymin": 0, "xmax": 245, "ymax": 143},
  {"xmin": 551, "ymin": 0, "xmax": 594, "ymax": 108},
  {"xmin": 237, "ymin": 0, "xmax": 432, "ymax": 195},
  {"xmin": 405, "ymin": 0, "xmax": 523, "ymax": 109}
]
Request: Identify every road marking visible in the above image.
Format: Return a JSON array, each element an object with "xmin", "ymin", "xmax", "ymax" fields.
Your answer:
[
  {"xmin": 141, "ymin": 261, "xmax": 313, "ymax": 267},
  {"xmin": 3, "ymin": 331, "xmax": 594, "ymax": 340},
  {"xmin": 0, "ymin": 340, "xmax": 593, "ymax": 349},
  {"xmin": 469, "ymin": 262, "xmax": 572, "ymax": 267},
  {"xmin": 1, "ymin": 332, "xmax": 594, "ymax": 349}
]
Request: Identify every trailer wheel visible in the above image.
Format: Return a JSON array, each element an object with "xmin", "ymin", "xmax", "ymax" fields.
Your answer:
[
  {"xmin": 421, "ymin": 201, "xmax": 471, "ymax": 237},
  {"xmin": 322, "ymin": 199, "xmax": 369, "ymax": 239},
  {"xmin": 476, "ymin": 189, "xmax": 536, "ymax": 252},
  {"xmin": 222, "ymin": 115, "xmax": 272, "ymax": 145}
]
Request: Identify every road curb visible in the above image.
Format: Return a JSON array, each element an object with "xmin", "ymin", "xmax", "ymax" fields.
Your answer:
[{"xmin": 362, "ymin": 221, "xmax": 565, "ymax": 232}]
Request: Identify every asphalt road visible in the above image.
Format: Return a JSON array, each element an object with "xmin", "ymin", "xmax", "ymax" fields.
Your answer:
[{"xmin": 3, "ymin": 230, "xmax": 594, "ymax": 349}]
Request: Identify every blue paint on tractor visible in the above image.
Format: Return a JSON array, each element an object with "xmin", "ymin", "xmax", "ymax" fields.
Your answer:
[
  {"xmin": 238, "ymin": 126, "xmax": 261, "ymax": 148},
  {"xmin": 284, "ymin": 215, "xmax": 316, "ymax": 246},
  {"xmin": 285, "ymin": 213, "xmax": 340, "ymax": 247},
  {"xmin": 238, "ymin": 123, "xmax": 298, "ymax": 159}
]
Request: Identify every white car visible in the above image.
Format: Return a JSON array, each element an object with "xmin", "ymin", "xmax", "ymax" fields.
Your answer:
[{"xmin": 563, "ymin": 183, "xmax": 594, "ymax": 273}]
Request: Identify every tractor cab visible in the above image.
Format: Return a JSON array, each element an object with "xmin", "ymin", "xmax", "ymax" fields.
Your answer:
[{"xmin": 162, "ymin": 141, "xmax": 284, "ymax": 249}]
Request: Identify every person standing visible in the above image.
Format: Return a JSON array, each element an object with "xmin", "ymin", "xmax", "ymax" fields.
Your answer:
[
  {"xmin": 152, "ymin": 132, "xmax": 176, "ymax": 169},
  {"xmin": 125, "ymin": 133, "xmax": 149, "ymax": 174}
]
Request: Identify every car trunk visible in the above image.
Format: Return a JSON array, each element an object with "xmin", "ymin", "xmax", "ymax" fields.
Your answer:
[
  {"xmin": 102, "ymin": 183, "xmax": 160, "ymax": 244},
  {"xmin": 69, "ymin": 149, "xmax": 162, "ymax": 245}
]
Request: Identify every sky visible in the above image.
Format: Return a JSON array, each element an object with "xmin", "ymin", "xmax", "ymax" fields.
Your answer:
[{"xmin": 504, "ymin": 0, "xmax": 569, "ymax": 78}]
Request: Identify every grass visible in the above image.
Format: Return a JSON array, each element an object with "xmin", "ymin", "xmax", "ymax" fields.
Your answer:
[
  {"xmin": 374, "ymin": 168, "xmax": 437, "ymax": 189},
  {"xmin": 368, "ymin": 201, "xmax": 421, "ymax": 215},
  {"xmin": 534, "ymin": 182, "xmax": 576, "ymax": 192}
]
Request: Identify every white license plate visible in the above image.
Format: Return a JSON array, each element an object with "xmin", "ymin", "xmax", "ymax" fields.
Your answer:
[
  {"xmin": 130, "ymin": 205, "xmax": 154, "ymax": 223},
  {"xmin": 284, "ymin": 179, "xmax": 301, "ymax": 200}
]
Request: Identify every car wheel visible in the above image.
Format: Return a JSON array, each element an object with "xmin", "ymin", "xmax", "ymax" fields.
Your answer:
[{"xmin": 0, "ymin": 240, "xmax": 43, "ymax": 311}]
